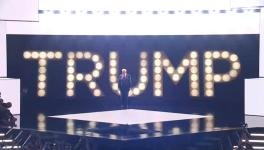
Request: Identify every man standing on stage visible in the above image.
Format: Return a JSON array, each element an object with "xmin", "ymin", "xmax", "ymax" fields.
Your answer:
[{"xmin": 118, "ymin": 69, "xmax": 132, "ymax": 109}]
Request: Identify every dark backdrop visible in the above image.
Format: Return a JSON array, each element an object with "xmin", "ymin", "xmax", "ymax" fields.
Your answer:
[{"xmin": 7, "ymin": 35, "xmax": 259, "ymax": 127}]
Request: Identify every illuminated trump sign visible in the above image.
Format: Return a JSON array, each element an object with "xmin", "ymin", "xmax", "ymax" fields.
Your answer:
[
  {"xmin": 22, "ymin": 50, "xmax": 241, "ymax": 98},
  {"xmin": 7, "ymin": 35, "xmax": 259, "ymax": 121}
]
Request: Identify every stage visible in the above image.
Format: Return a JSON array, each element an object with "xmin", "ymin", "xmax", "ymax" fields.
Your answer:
[
  {"xmin": 5, "ymin": 109, "xmax": 239, "ymax": 150},
  {"xmin": 14, "ymin": 108, "xmax": 237, "ymax": 141},
  {"xmin": 50, "ymin": 109, "xmax": 207, "ymax": 125}
]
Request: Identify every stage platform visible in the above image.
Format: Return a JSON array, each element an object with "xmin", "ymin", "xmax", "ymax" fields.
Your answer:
[
  {"xmin": 16, "ymin": 109, "xmax": 238, "ymax": 141},
  {"xmin": 50, "ymin": 109, "xmax": 207, "ymax": 125},
  {"xmin": 4, "ymin": 109, "xmax": 241, "ymax": 149}
]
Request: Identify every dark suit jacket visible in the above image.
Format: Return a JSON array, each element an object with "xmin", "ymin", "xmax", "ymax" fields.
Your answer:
[{"xmin": 118, "ymin": 74, "xmax": 132, "ymax": 91}]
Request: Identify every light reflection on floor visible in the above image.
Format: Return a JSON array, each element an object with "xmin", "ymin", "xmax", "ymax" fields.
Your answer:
[{"xmin": 10, "ymin": 109, "xmax": 228, "ymax": 140}]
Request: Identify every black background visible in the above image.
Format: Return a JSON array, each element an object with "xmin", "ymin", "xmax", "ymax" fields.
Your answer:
[{"xmin": 7, "ymin": 35, "xmax": 259, "ymax": 127}]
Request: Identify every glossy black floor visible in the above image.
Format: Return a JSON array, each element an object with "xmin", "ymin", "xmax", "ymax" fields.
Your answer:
[
  {"xmin": 18, "ymin": 109, "xmax": 239, "ymax": 140},
  {"xmin": 2, "ymin": 107, "xmax": 243, "ymax": 149},
  {"xmin": 3, "ymin": 102, "xmax": 245, "ymax": 150},
  {"xmin": 1, "ymin": 125, "xmax": 239, "ymax": 150}
]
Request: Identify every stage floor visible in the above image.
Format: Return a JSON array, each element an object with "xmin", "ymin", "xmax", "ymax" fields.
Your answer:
[
  {"xmin": 50, "ymin": 109, "xmax": 207, "ymax": 125},
  {"xmin": 15, "ymin": 109, "xmax": 238, "ymax": 140}
]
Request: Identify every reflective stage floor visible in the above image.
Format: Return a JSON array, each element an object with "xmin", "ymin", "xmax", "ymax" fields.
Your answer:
[
  {"xmin": 15, "ymin": 109, "xmax": 238, "ymax": 141},
  {"xmin": 5, "ymin": 109, "xmax": 243, "ymax": 150}
]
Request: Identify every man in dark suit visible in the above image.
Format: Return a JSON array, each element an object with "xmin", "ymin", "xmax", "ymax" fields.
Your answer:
[{"xmin": 118, "ymin": 69, "xmax": 132, "ymax": 109}]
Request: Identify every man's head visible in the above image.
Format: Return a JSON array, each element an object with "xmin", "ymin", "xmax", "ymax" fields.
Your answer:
[{"xmin": 121, "ymin": 68, "xmax": 127, "ymax": 75}]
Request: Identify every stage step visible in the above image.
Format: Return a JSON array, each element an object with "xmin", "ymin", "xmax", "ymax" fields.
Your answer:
[
  {"xmin": 239, "ymin": 139, "xmax": 264, "ymax": 147},
  {"xmin": 0, "ymin": 129, "xmax": 23, "ymax": 149},
  {"xmin": 233, "ymin": 128, "xmax": 264, "ymax": 149},
  {"xmin": 0, "ymin": 133, "xmax": 5, "ymax": 137},
  {"xmin": 2, "ymin": 145, "xmax": 22, "ymax": 149},
  {"xmin": 243, "ymin": 139, "xmax": 264, "ymax": 143},
  {"xmin": 252, "ymin": 146, "xmax": 264, "ymax": 150},
  {"xmin": 0, "ymin": 139, "xmax": 14, "ymax": 143},
  {"xmin": 233, "ymin": 145, "xmax": 264, "ymax": 150}
]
